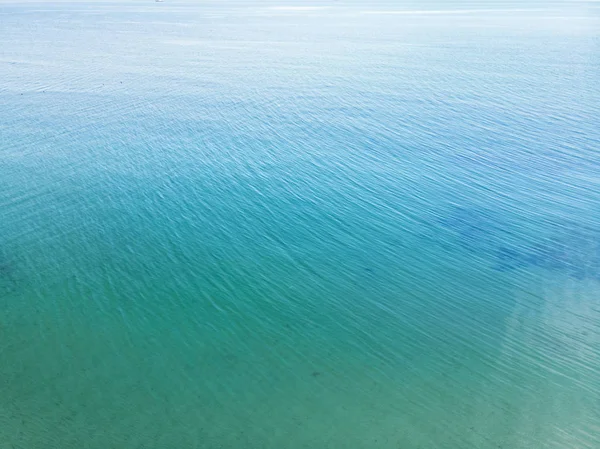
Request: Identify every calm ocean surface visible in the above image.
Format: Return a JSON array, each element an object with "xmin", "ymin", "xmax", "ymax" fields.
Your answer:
[{"xmin": 1, "ymin": 1, "xmax": 600, "ymax": 447}]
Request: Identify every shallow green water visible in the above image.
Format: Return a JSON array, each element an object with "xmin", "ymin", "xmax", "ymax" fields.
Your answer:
[{"xmin": 1, "ymin": 2, "xmax": 600, "ymax": 448}]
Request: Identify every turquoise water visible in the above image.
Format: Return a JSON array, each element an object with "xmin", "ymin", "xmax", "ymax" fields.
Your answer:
[{"xmin": 1, "ymin": 2, "xmax": 600, "ymax": 447}]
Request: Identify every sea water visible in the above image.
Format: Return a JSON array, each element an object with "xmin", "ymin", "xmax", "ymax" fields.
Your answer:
[{"xmin": 1, "ymin": 1, "xmax": 599, "ymax": 448}]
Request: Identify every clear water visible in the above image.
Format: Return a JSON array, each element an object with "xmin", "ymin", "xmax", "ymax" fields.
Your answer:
[{"xmin": 1, "ymin": 2, "xmax": 600, "ymax": 448}]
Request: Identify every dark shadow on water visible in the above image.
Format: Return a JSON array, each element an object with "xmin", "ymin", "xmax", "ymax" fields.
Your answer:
[
  {"xmin": 438, "ymin": 207, "xmax": 506, "ymax": 252},
  {"xmin": 440, "ymin": 206, "xmax": 600, "ymax": 281},
  {"xmin": 493, "ymin": 247, "xmax": 530, "ymax": 272}
]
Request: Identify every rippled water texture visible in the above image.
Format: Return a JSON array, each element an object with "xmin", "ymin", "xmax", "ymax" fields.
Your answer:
[{"xmin": 1, "ymin": 1, "xmax": 600, "ymax": 448}]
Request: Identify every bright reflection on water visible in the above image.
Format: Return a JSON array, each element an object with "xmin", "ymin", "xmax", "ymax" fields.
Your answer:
[{"xmin": 1, "ymin": 1, "xmax": 599, "ymax": 448}]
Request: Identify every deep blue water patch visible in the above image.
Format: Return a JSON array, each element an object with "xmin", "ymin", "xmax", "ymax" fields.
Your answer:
[{"xmin": 440, "ymin": 207, "xmax": 600, "ymax": 280}]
